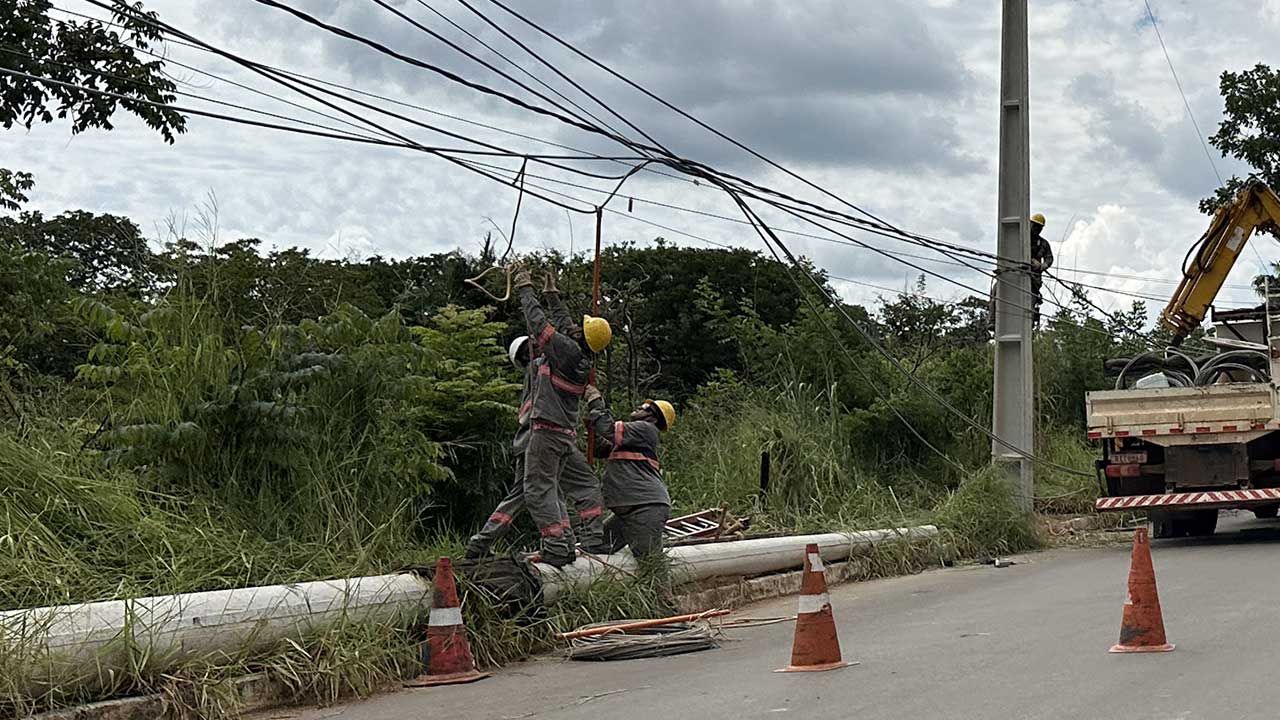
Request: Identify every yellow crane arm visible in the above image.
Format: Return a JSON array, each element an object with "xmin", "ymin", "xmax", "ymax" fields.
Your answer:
[{"xmin": 1161, "ymin": 182, "xmax": 1280, "ymax": 344}]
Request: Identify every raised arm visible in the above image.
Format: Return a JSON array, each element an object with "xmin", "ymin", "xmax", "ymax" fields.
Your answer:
[
  {"xmin": 544, "ymin": 272, "xmax": 575, "ymax": 331},
  {"xmin": 516, "ymin": 275, "xmax": 553, "ymax": 348},
  {"xmin": 585, "ymin": 389, "xmax": 616, "ymax": 441}
]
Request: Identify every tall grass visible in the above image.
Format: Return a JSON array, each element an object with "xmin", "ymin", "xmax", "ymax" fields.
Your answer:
[{"xmin": 665, "ymin": 377, "xmax": 945, "ymax": 533}]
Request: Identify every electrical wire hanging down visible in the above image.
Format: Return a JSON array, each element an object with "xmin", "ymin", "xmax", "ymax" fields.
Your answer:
[
  {"xmin": 233, "ymin": 0, "xmax": 1007, "ymax": 273},
  {"xmin": 712, "ymin": 182, "xmax": 1093, "ymax": 478},
  {"xmin": 463, "ymin": 158, "xmax": 528, "ymax": 302},
  {"xmin": 64, "ymin": 2, "xmax": 1270, "ymax": 296}
]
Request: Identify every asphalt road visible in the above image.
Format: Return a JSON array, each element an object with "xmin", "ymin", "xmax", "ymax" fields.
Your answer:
[{"xmin": 274, "ymin": 513, "xmax": 1280, "ymax": 720}]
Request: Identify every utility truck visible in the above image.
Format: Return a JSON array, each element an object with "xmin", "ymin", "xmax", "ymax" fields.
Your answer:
[{"xmin": 1087, "ymin": 182, "xmax": 1280, "ymax": 537}]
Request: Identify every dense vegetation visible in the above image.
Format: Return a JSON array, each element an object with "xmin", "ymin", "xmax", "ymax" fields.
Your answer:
[{"xmin": 0, "ymin": 184, "xmax": 1161, "ymax": 615}]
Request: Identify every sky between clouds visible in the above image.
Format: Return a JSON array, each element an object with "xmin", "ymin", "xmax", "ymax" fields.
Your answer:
[{"xmin": 5, "ymin": 0, "xmax": 1280, "ymax": 321}]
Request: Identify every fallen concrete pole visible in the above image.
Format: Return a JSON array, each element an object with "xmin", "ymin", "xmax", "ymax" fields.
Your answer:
[
  {"xmin": 2, "ymin": 525, "xmax": 936, "ymax": 697},
  {"xmin": 534, "ymin": 525, "xmax": 939, "ymax": 602},
  {"xmin": 1, "ymin": 573, "xmax": 431, "ymax": 698}
]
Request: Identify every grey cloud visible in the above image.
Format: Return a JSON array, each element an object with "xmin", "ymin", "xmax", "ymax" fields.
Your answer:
[
  {"xmin": 1068, "ymin": 72, "xmax": 1163, "ymax": 164},
  {"xmin": 192, "ymin": 1, "xmax": 977, "ymax": 174}
]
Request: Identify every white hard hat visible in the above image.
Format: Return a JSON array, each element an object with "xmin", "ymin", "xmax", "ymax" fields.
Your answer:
[{"xmin": 508, "ymin": 335, "xmax": 530, "ymax": 369}]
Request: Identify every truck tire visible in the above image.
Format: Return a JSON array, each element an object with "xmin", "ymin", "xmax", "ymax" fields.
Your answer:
[
  {"xmin": 1150, "ymin": 511, "xmax": 1178, "ymax": 539},
  {"xmin": 1187, "ymin": 510, "xmax": 1218, "ymax": 537},
  {"xmin": 1254, "ymin": 504, "xmax": 1279, "ymax": 519}
]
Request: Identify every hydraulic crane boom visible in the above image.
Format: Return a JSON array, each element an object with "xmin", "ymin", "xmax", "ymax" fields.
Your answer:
[{"xmin": 1162, "ymin": 182, "xmax": 1280, "ymax": 345}]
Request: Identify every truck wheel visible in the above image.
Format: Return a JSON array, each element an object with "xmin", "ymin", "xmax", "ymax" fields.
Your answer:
[
  {"xmin": 1254, "ymin": 505, "xmax": 1279, "ymax": 520},
  {"xmin": 1187, "ymin": 510, "xmax": 1218, "ymax": 536},
  {"xmin": 1150, "ymin": 511, "xmax": 1178, "ymax": 539}
]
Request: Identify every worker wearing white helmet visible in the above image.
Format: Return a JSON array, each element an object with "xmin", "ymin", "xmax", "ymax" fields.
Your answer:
[
  {"xmin": 502, "ymin": 267, "xmax": 611, "ymax": 566},
  {"xmin": 465, "ymin": 272, "xmax": 608, "ymax": 562}
]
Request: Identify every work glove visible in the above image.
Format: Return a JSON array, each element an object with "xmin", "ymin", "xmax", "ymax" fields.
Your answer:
[
  {"xmin": 513, "ymin": 268, "xmax": 534, "ymax": 289},
  {"xmin": 583, "ymin": 384, "xmax": 602, "ymax": 404},
  {"xmin": 543, "ymin": 270, "xmax": 559, "ymax": 294}
]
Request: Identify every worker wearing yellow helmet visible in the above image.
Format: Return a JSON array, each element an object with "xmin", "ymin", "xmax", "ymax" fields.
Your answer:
[
  {"xmin": 511, "ymin": 267, "xmax": 611, "ymax": 566},
  {"xmin": 1029, "ymin": 212, "xmax": 1054, "ymax": 325},
  {"xmin": 583, "ymin": 384, "xmax": 675, "ymax": 565},
  {"xmin": 466, "ymin": 271, "xmax": 613, "ymax": 562}
]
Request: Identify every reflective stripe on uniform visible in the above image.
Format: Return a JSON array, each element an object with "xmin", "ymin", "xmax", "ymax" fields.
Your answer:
[
  {"xmin": 579, "ymin": 505, "xmax": 604, "ymax": 519},
  {"xmin": 797, "ymin": 593, "xmax": 831, "ymax": 615},
  {"xmin": 517, "ymin": 400, "xmax": 532, "ymax": 420},
  {"xmin": 607, "ymin": 450, "xmax": 660, "ymax": 472},
  {"xmin": 533, "ymin": 421, "xmax": 577, "ymax": 437},
  {"xmin": 535, "ymin": 323, "xmax": 555, "ymax": 349},
  {"xmin": 614, "ymin": 421, "xmax": 624, "ymax": 447},
  {"xmin": 428, "ymin": 606, "xmax": 463, "ymax": 627},
  {"xmin": 538, "ymin": 364, "xmax": 585, "ymax": 395},
  {"xmin": 489, "ymin": 511, "xmax": 513, "ymax": 525},
  {"xmin": 540, "ymin": 523, "xmax": 566, "ymax": 537}
]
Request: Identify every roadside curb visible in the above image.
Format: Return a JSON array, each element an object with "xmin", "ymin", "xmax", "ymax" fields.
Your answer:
[
  {"xmin": 27, "ymin": 673, "xmax": 293, "ymax": 720},
  {"xmin": 675, "ymin": 539, "xmax": 950, "ymax": 613}
]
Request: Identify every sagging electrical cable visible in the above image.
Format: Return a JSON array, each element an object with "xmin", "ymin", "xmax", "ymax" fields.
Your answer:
[
  {"xmin": 73, "ymin": 1, "xmax": 1190, "ymax": 354},
  {"xmin": 243, "ymin": 0, "xmax": 670, "ymax": 162},
  {"xmin": 720, "ymin": 188, "xmax": 1093, "ymax": 479},
  {"xmin": 0, "ymin": 48, "xmax": 396, "ymax": 144},
  {"xmin": 413, "ymin": 0, "xmax": 649, "ymax": 155},
  {"xmin": 369, "ymin": 0, "xmax": 643, "ymax": 152},
  {"xmin": 1, "ymin": 67, "xmax": 599, "ymax": 216},
  {"xmin": 449, "ymin": 0, "xmax": 673, "ymax": 157},
  {"xmin": 87, "ymin": 0, "xmax": 652, "ymax": 183}
]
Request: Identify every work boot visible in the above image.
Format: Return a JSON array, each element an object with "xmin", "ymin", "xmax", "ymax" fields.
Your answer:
[
  {"xmin": 527, "ymin": 551, "xmax": 576, "ymax": 568},
  {"xmin": 463, "ymin": 541, "xmax": 491, "ymax": 561}
]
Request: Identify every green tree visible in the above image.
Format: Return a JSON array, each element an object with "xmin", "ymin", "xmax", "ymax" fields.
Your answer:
[
  {"xmin": 0, "ymin": 209, "xmax": 154, "ymax": 295},
  {"xmin": 1202, "ymin": 63, "xmax": 1280, "ymax": 213},
  {"xmin": 1, "ymin": 0, "xmax": 186, "ymax": 243},
  {"xmin": 1, "ymin": 0, "xmax": 184, "ymax": 142}
]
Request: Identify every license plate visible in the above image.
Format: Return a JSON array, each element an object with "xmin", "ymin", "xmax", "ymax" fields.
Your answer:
[{"xmin": 1110, "ymin": 452, "xmax": 1148, "ymax": 465}]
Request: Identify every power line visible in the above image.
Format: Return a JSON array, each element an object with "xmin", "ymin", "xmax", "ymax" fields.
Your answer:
[
  {"xmin": 0, "ymin": 47, "xmax": 395, "ymax": 144},
  {"xmin": 720, "ymin": 186, "xmax": 1093, "ymax": 478},
  {"xmin": 0, "ymin": 67, "xmax": 599, "ymax": 214},
  {"xmin": 1141, "ymin": 0, "xmax": 1262, "ymax": 274},
  {"xmin": 435, "ymin": 0, "xmax": 671, "ymax": 155},
  {"xmin": 1141, "ymin": 0, "xmax": 1222, "ymax": 187}
]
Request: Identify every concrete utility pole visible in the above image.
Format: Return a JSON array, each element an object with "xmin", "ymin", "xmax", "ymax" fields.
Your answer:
[{"xmin": 992, "ymin": 0, "xmax": 1034, "ymax": 511}]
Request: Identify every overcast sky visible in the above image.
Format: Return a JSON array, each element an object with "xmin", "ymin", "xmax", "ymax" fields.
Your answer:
[{"xmin": 5, "ymin": 0, "xmax": 1280, "ymax": 320}]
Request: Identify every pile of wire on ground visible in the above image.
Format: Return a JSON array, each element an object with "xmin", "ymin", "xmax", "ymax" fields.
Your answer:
[{"xmin": 564, "ymin": 620, "xmax": 722, "ymax": 661}]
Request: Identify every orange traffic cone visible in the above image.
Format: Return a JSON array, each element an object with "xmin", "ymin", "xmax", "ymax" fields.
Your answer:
[
  {"xmin": 1110, "ymin": 527, "xmax": 1174, "ymax": 653},
  {"xmin": 406, "ymin": 557, "xmax": 491, "ymax": 687},
  {"xmin": 776, "ymin": 544, "xmax": 855, "ymax": 673}
]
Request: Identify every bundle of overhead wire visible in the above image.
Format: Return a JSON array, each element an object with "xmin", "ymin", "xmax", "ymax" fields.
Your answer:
[
  {"xmin": 565, "ymin": 621, "xmax": 720, "ymax": 661},
  {"xmin": 1109, "ymin": 349, "xmax": 1271, "ymax": 389}
]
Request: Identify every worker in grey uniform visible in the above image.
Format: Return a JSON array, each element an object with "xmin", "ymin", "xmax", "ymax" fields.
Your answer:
[
  {"xmin": 514, "ymin": 268, "xmax": 612, "ymax": 567},
  {"xmin": 1030, "ymin": 212, "xmax": 1054, "ymax": 326},
  {"xmin": 463, "ymin": 297, "xmax": 607, "ymax": 559},
  {"xmin": 583, "ymin": 386, "xmax": 676, "ymax": 561}
]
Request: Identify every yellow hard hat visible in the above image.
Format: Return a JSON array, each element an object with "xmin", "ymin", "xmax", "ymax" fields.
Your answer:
[
  {"xmin": 582, "ymin": 315, "xmax": 612, "ymax": 353},
  {"xmin": 1031, "ymin": 213, "xmax": 1046, "ymax": 225},
  {"xmin": 645, "ymin": 399, "xmax": 676, "ymax": 431}
]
